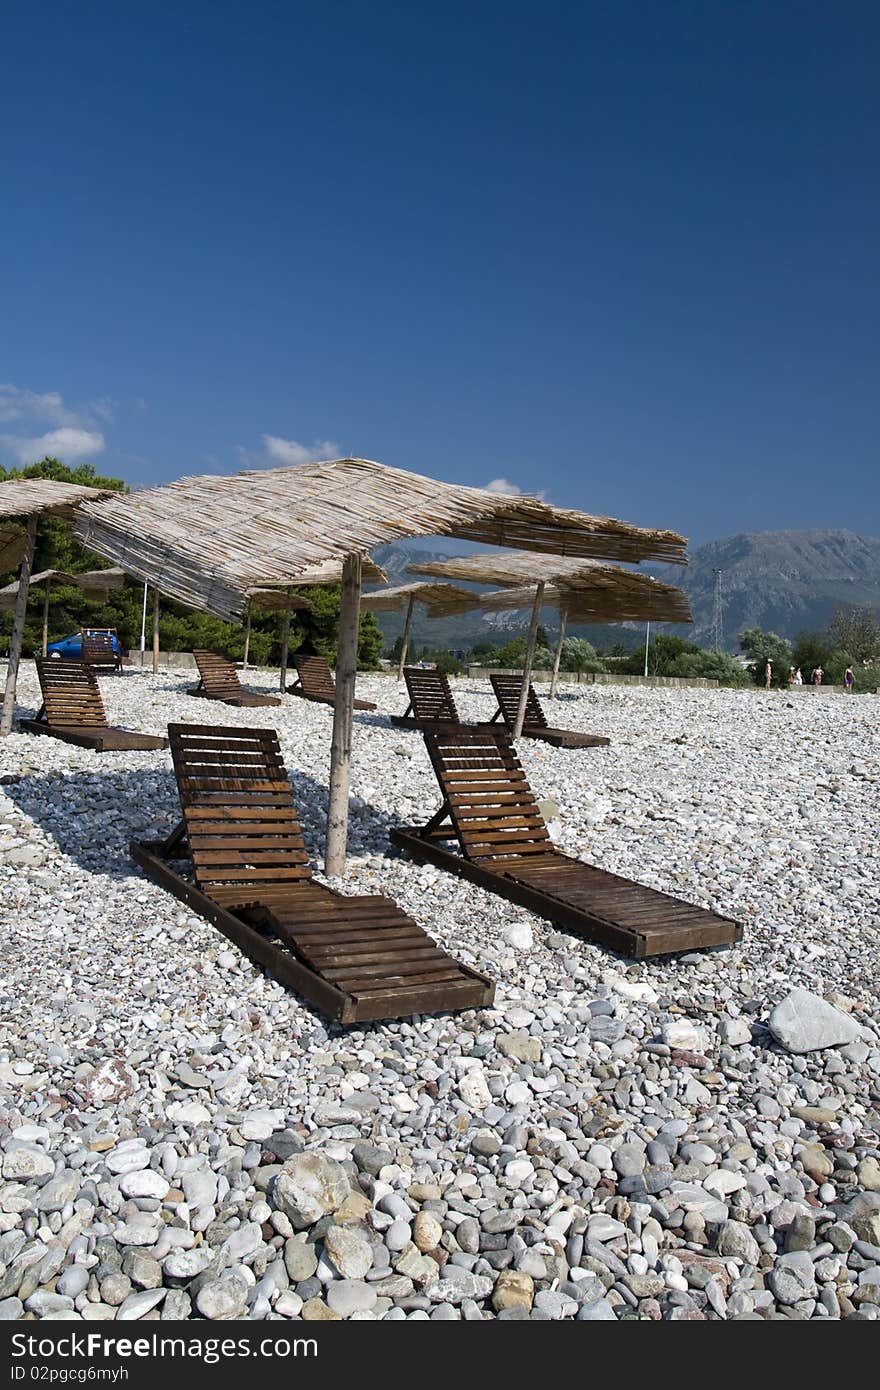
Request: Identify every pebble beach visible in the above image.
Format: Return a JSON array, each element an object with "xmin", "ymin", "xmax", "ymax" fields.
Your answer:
[{"xmin": 0, "ymin": 666, "xmax": 878, "ymax": 1322}]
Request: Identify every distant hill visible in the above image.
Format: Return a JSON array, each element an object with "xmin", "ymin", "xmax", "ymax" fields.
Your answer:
[
  {"xmin": 668, "ymin": 529, "xmax": 880, "ymax": 649},
  {"xmin": 369, "ymin": 531, "xmax": 880, "ymax": 654}
]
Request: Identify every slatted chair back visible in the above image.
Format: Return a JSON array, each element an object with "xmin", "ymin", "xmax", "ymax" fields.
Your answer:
[
  {"xmin": 422, "ymin": 726, "xmax": 551, "ymax": 862},
  {"xmin": 490, "ymin": 674, "xmax": 548, "ymax": 730},
  {"xmin": 292, "ymin": 655, "xmax": 337, "ymax": 700},
  {"xmin": 81, "ymin": 630, "xmax": 118, "ymax": 669},
  {"xmin": 168, "ymin": 724, "xmax": 313, "ymax": 897},
  {"xmin": 192, "ymin": 650, "xmax": 246, "ymax": 701},
  {"xmin": 35, "ymin": 658, "xmax": 108, "ymax": 729},
  {"xmin": 402, "ymin": 667, "xmax": 460, "ymax": 722}
]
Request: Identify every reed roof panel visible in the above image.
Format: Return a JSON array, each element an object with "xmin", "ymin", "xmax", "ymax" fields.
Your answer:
[{"xmin": 71, "ymin": 458, "xmax": 688, "ymax": 621}]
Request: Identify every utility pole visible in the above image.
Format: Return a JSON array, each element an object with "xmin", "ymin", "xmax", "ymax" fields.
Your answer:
[{"xmin": 712, "ymin": 569, "xmax": 723, "ymax": 651}]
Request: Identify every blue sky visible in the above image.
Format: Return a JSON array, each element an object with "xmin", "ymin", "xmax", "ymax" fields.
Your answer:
[{"xmin": 2, "ymin": 1, "xmax": 878, "ymax": 545}]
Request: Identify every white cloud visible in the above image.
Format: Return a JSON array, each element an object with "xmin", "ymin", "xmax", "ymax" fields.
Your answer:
[
  {"xmin": 484, "ymin": 476, "xmax": 546, "ymax": 501},
  {"xmin": 0, "ymin": 384, "xmax": 112, "ymax": 466},
  {"xmin": 0, "ymin": 385, "xmax": 73, "ymax": 427},
  {"xmin": 484, "ymin": 477, "xmax": 524, "ymax": 496},
  {"xmin": 1, "ymin": 426, "xmax": 105, "ymax": 465},
  {"xmin": 261, "ymin": 435, "xmax": 341, "ymax": 466}
]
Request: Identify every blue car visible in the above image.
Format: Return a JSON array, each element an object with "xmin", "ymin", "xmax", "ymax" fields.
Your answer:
[{"xmin": 46, "ymin": 630, "xmax": 122, "ymax": 658}]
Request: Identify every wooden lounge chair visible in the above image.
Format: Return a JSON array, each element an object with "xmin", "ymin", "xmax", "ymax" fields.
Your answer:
[
  {"xmin": 81, "ymin": 628, "xmax": 122, "ymax": 673},
  {"xmin": 391, "ymin": 667, "xmax": 462, "ymax": 727},
  {"xmin": 189, "ymin": 650, "xmax": 281, "ymax": 707},
  {"xmin": 19, "ymin": 659, "xmax": 168, "ymax": 751},
  {"xmin": 489, "ymin": 674, "xmax": 610, "ymax": 748},
  {"xmin": 391, "ymin": 726, "xmax": 742, "ymax": 958},
  {"xmin": 287, "ymin": 654, "xmax": 376, "ymax": 711},
  {"xmin": 131, "ymin": 724, "xmax": 494, "ymax": 1025},
  {"xmin": 391, "ymin": 667, "xmax": 497, "ymax": 729}
]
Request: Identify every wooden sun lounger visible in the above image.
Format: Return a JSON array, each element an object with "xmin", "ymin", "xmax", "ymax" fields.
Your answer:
[
  {"xmin": 81, "ymin": 629, "xmax": 122, "ymax": 673},
  {"xmin": 131, "ymin": 723, "xmax": 493, "ymax": 1025},
  {"xmin": 188, "ymin": 650, "xmax": 281, "ymax": 707},
  {"xmin": 390, "ymin": 726, "xmax": 742, "ymax": 958},
  {"xmin": 489, "ymin": 674, "xmax": 610, "ymax": 748},
  {"xmin": 392, "ymin": 667, "xmax": 461, "ymax": 726},
  {"xmin": 391, "ymin": 667, "xmax": 497, "ymax": 729},
  {"xmin": 287, "ymin": 654, "xmax": 376, "ymax": 711},
  {"xmin": 18, "ymin": 659, "xmax": 168, "ymax": 751}
]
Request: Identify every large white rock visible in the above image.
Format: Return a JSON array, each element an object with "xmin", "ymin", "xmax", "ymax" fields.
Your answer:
[
  {"xmin": 273, "ymin": 1152, "xmax": 351, "ymax": 1229},
  {"xmin": 458, "ymin": 1068, "xmax": 492, "ymax": 1111},
  {"xmin": 768, "ymin": 990, "xmax": 860, "ymax": 1054}
]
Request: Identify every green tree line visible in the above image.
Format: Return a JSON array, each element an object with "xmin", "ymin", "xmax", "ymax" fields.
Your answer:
[{"xmin": 0, "ymin": 460, "xmax": 383, "ymax": 668}]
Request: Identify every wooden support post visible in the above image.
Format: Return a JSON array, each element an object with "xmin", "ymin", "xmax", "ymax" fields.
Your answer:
[
  {"xmin": 512, "ymin": 581, "xmax": 545, "ymax": 740},
  {"xmin": 549, "ymin": 607, "xmax": 567, "ymax": 699},
  {"xmin": 325, "ymin": 553, "xmax": 362, "ymax": 877},
  {"xmin": 242, "ymin": 605, "xmax": 251, "ymax": 669},
  {"xmin": 41, "ymin": 578, "xmax": 51, "ymax": 659},
  {"xmin": 397, "ymin": 593, "xmax": 415, "ymax": 680},
  {"xmin": 279, "ymin": 589, "xmax": 292, "ymax": 691},
  {"xmin": 152, "ymin": 589, "xmax": 160, "ymax": 674},
  {"xmin": 1, "ymin": 516, "xmax": 38, "ymax": 737}
]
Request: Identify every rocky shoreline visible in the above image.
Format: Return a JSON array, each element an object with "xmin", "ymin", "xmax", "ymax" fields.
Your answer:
[{"xmin": 0, "ymin": 668, "xmax": 877, "ymax": 1320}]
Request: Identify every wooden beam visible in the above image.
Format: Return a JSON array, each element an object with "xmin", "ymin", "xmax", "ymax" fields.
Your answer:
[
  {"xmin": 325, "ymin": 553, "xmax": 362, "ymax": 876},
  {"xmin": 152, "ymin": 588, "xmax": 160, "ymax": 674},
  {"xmin": 41, "ymin": 577, "xmax": 51, "ymax": 659},
  {"xmin": 0, "ymin": 516, "xmax": 38, "ymax": 736},
  {"xmin": 397, "ymin": 592, "xmax": 415, "ymax": 680},
  {"xmin": 279, "ymin": 589, "xmax": 292, "ymax": 691},
  {"xmin": 549, "ymin": 607, "xmax": 567, "ymax": 699},
  {"xmin": 242, "ymin": 604, "xmax": 251, "ymax": 669},
  {"xmin": 512, "ymin": 581, "xmax": 545, "ymax": 739}
]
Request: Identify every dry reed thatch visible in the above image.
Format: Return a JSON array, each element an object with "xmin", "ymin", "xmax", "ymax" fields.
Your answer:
[
  {"xmin": 478, "ymin": 579, "xmax": 691, "ymax": 625},
  {"xmin": 360, "ymin": 581, "xmax": 483, "ymax": 618},
  {"xmin": 0, "ymin": 479, "xmax": 112, "ymax": 520},
  {"xmin": 0, "ymin": 527, "xmax": 28, "ymax": 573},
  {"xmin": 0, "ymin": 567, "xmax": 126, "ymax": 611},
  {"xmin": 71, "ymin": 459, "xmax": 688, "ymax": 621},
  {"xmin": 245, "ymin": 589, "xmax": 315, "ymax": 613},
  {"xmin": 409, "ymin": 551, "xmax": 691, "ymax": 624}
]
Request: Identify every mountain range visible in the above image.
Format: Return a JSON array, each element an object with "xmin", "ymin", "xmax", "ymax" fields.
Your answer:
[{"xmin": 370, "ymin": 529, "xmax": 880, "ymax": 653}]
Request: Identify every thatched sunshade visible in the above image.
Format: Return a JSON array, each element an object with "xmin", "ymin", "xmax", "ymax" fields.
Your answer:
[
  {"xmin": 0, "ymin": 566, "xmax": 126, "ymax": 658},
  {"xmin": 0, "ymin": 527, "xmax": 29, "ymax": 574},
  {"xmin": 72, "ymin": 458, "xmax": 687, "ymax": 621},
  {"xmin": 410, "ymin": 552, "xmax": 692, "ymax": 709},
  {"xmin": 73, "ymin": 459, "xmax": 688, "ymax": 874},
  {"xmin": 0, "ymin": 479, "xmax": 113, "ymax": 735},
  {"xmin": 360, "ymin": 581, "xmax": 483, "ymax": 678},
  {"xmin": 240, "ymin": 588, "xmax": 314, "ymax": 680},
  {"xmin": 243, "ymin": 555, "xmax": 386, "ymax": 683}
]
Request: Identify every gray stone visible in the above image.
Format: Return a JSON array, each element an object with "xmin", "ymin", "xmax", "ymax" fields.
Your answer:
[
  {"xmin": 284, "ymin": 1237, "xmax": 318, "ymax": 1282},
  {"xmin": 717, "ymin": 1220, "xmax": 760, "ymax": 1265},
  {"xmin": 427, "ymin": 1271, "xmax": 493, "ymax": 1303},
  {"xmin": 196, "ymin": 1278, "xmax": 248, "ymax": 1319},
  {"xmin": 577, "ymin": 1297, "xmax": 617, "ymax": 1320},
  {"xmin": 164, "ymin": 1247, "xmax": 215, "ymax": 1281},
  {"xmin": 768, "ymin": 990, "xmax": 860, "ymax": 1053},
  {"xmin": 768, "ymin": 1251, "xmax": 816, "ymax": 1305},
  {"xmin": 351, "ymin": 1144, "xmax": 393, "ymax": 1177},
  {"xmin": 36, "ymin": 1169, "xmax": 81, "ymax": 1211},
  {"xmin": 122, "ymin": 1249, "xmax": 163, "ymax": 1290},
  {"xmin": 56, "ymin": 1266, "xmax": 90, "ymax": 1298},
  {"xmin": 324, "ymin": 1224, "xmax": 373, "ymax": 1279},
  {"xmin": 325, "ymin": 1280, "xmax": 377, "ymax": 1316},
  {"xmin": 117, "ymin": 1289, "xmax": 166, "ymax": 1320}
]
